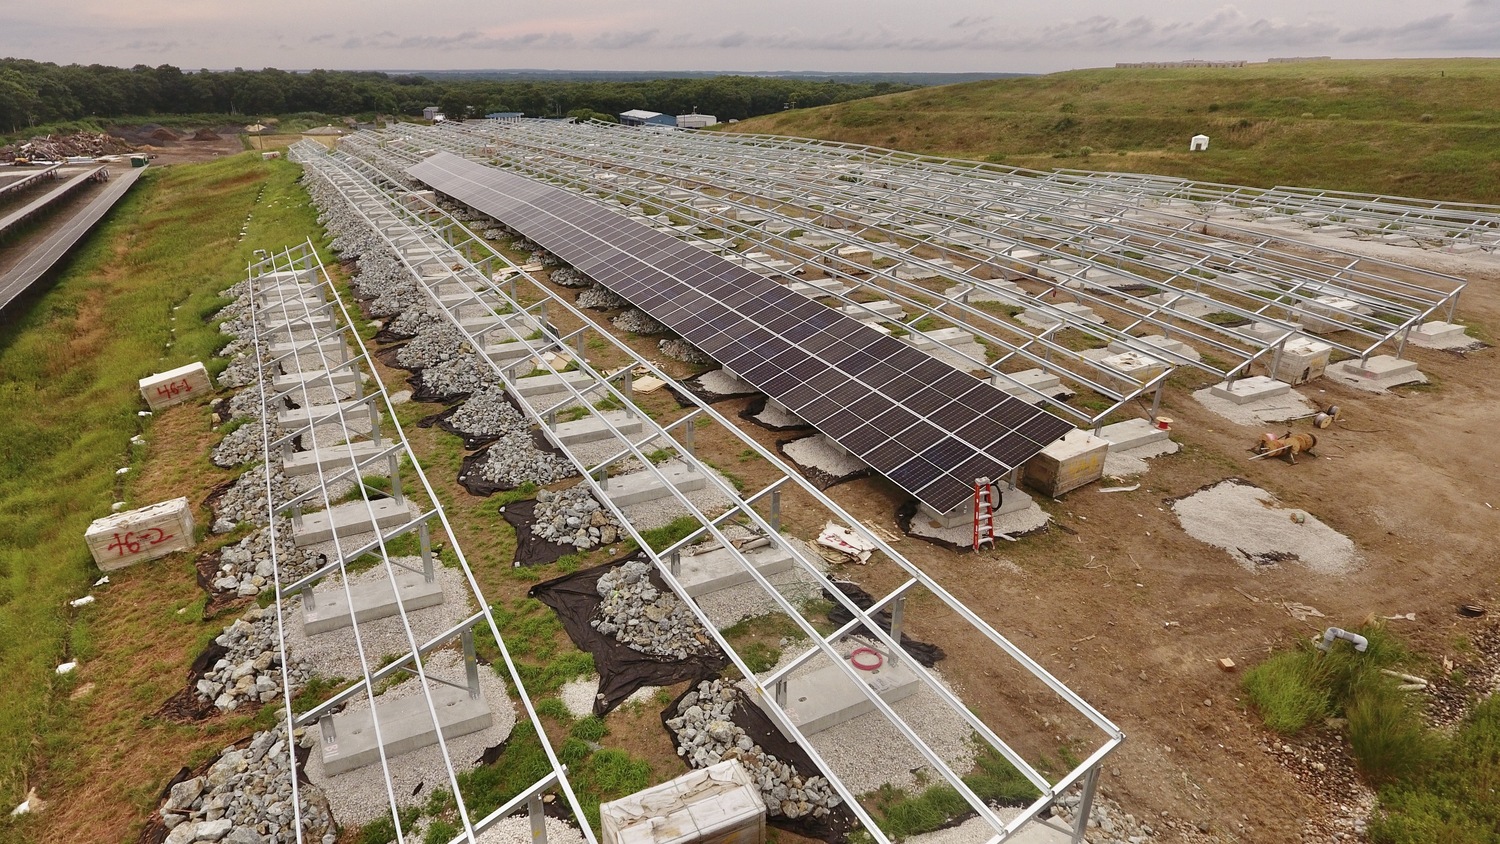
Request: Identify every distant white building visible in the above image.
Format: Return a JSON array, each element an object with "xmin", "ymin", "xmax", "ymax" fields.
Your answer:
[
  {"xmin": 422, "ymin": 106, "xmax": 443, "ymax": 122},
  {"xmin": 676, "ymin": 113, "xmax": 718, "ymax": 129},
  {"xmin": 1190, "ymin": 134, "xmax": 1210, "ymax": 151}
]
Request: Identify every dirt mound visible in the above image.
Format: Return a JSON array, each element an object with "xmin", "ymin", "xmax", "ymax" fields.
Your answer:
[
  {"xmin": 189, "ymin": 128, "xmax": 220, "ymax": 141},
  {"xmin": 149, "ymin": 127, "xmax": 180, "ymax": 142}
]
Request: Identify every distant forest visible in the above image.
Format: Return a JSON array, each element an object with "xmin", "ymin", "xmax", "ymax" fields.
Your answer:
[{"xmin": 0, "ymin": 58, "xmax": 920, "ymax": 132}]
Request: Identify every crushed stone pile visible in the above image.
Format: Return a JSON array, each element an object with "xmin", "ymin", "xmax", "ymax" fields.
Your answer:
[
  {"xmin": 196, "ymin": 606, "xmax": 313, "ymax": 711},
  {"xmin": 592, "ymin": 560, "xmax": 713, "ymax": 658},
  {"xmin": 666, "ymin": 679, "xmax": 840, "ymax": 820},
  {"xmin": 531, "ymin": 485, "xmax": 621, "ymax": 549},
  {"xmin": 157, "ymin": 725, "xmax": 336, "ymax": 844}
]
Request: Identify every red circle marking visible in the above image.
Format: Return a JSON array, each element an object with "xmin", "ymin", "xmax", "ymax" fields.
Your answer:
[{"xmin": 849, "ymin": 647, "xmax": 884, "ymax": 671}]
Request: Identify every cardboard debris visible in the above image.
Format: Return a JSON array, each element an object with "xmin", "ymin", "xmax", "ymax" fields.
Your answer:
[
  {"xmin": 633, "ymin": 375, "xmax": 666, "ymax": 393},
  {"xmin": 816, "ymin": 521, "xmax": 875, "ymax": 563}
]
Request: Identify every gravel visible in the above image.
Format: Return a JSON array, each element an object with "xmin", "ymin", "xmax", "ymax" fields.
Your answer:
[
  {"xmin": 397, "ymin": 324, "xmax": 467, "ymax": 370},
  {"xmin": 301, "ymin": 648, "xmax": 517, "ymax": 828},
  {"xmin": 388, "ymin": 306, "xmax": 443, "ymax": 338},
  {"xmin": 783, "ymin": 434, "xmax": 867, "ymax": 478},
  {"xmin": 532, "ymin": 485, "xmax": 623, "ymax": 549},
  {"xmin": 418, "ymin": 353, "xmax": 495, "ymax": 397},
  {"xmin": 212, "ymin": 521, "xmax": 320, "ymax": 598},
  {"xmin": 667, "ymin": 679, "xmax": 841, "ymax": 820},
  {"xmin": 227, "ymin": 382, "xmax": 281, "ymax": 422},
  {"xmin": 214, "ymin": 422, "xmax": 282, "ymax": 468},
  {"xmin": 549, "ymin": 267, "xmax": 591, "ymax": 288},
  {"xmin": 213, "ymin": 464, "xmax": 299, "ymax": 533},
  {"xmin": 447, "ymin": 385, "xmax": 528, "ymax": 439},
  {"xmin": 592, "ymin": 560, "xmax": 714, "ymax": 658},
  {"xmin": 576, "ymin": 284, "xmax": 629, "ymax": 310},
  {"xmin": 158, "ymin": 724, "xmax": 337, "ymax": 844},
  {"xmin": 282, "ymin": 560, "xmax": 477, "ymax": 681},
  {"xmin": 658, "ymin": 338, "xmax": 716, "ymax": 365},
  {"xmin": 197, "ymin": 605, "xmax": 314, "ymax": 712},
  {"xmin": 1102, "ymin": 440, "xmax": 1181, "ymax": 478},
  {"xmin": 1172, "ymin": 480, "xmax": 1359, "ymax": 573},
  {"xmin": 559, "ymin": 675, "xmax": 659, "ymax": 719},
  {"xmin": 476, "ymin": 431, "xmax": 576, "ymax": 488},
  {"xmin": 612, "ymin": 308, "xmax": 669, "ymax": 335},
  {"xmin": 470, "ymin": 814, "xmax": 584, "ymax": 844},
  {"xmin": 751, "ymin": 402, "xmax": 807, "ymax": 429},
  {"xmin": 696, "ymin": 369, "xmax": 757, "ymax": 397}
]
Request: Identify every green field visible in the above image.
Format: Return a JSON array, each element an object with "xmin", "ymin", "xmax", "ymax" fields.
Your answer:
[{"xmin": 729, "ymin": 58, "xmax": 1500, "ymax": 203}]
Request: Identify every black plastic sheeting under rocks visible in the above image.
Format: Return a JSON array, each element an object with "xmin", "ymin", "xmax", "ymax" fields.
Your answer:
[{"xmin": 530, "ymin": 558, "xmax": 728, "ymax": 715}]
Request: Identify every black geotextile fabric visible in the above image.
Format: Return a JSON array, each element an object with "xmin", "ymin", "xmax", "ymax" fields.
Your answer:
[
  {"xmin": 824, "ymin": 579, "xmax": 947, "ymax": 667},
  {"xmin": 659, "ymin": 683, "xmax": 858, "ymax": 844},
  {"xmin": 775, "ymin": 434, "xmax": 873, "ymax": 491},
  {"xmin": 739, "ymin": 395, "xmax": 813, "ymax": 432},
  {"xmin": 409, "ymin": 370, "xmax": 473, "ymax": 405},
  {"xmin": 418, "ymin": 403, "xmax": 502, "ymax": 451},
  {"xmin": 530, "ymin": 559, "xmax": 729, "ymax": 716},
  {"xmin": 500, "ymin": 499, "xmax": 575, "ymax": 567}
]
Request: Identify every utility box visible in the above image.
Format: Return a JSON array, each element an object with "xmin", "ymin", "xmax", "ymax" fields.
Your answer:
[
  {"xmin": 1024, "ymin": 429, "xmax": 1108, "ymax": 498},
  {"xmin": 601, "ymin": 760, "xmax": 766, "ymax": 844},
  {"xmin": 139, "ymin": 361, "xmax": 214, "ymax": 410},
  {"xmin": 1272, "ymin": 336, "xmax": 1333, "ymax": 385},
  {"xmin": 85, "ymin": 497, "xmax": 195, "ymax": 571}
]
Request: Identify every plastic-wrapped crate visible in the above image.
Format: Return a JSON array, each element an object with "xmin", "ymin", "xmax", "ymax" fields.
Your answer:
[
  {"xmin": 601, "ymin": 761, "xmax": 765, "ymax": 844},
  {"xmin": 84, "ymin": 497, "xmax": 194, "ymax": 570}
]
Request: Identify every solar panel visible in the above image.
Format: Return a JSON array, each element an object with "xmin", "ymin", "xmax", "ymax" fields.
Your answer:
[{"xmin": 408, "ymin": 153, "xmax": 1074, "ymax": 512}]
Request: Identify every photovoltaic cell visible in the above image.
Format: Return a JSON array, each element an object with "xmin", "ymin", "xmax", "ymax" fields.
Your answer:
[{"xmin": 408, "ymin": 152, "xmax": 1074, "ymax": 512}]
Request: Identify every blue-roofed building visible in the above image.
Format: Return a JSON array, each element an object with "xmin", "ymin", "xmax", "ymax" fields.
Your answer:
[{"xmin": 619, "ymin": 109, "xmax": 676, "ymax": 127}]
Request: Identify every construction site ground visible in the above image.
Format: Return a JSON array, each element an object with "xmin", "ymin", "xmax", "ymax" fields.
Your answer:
[
  {"xmin": 12, "ymin": 154, "xmax": 1500, "ymax": 844},
  {"xmin": 370, "ymin": 227, "xmax": 1500, "ymax": 842}
]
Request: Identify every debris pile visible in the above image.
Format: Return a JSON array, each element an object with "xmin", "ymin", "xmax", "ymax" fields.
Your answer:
[
  {"xmin": 531, "ymin": 485, "xmax": 620, "ymax": 549},
  {"xmin": 157, "ymin": 726, "xmax": 337, "ymax": 844},
  {"xmin": 593, "ymin": 560, "xmax": 712, "ymax": 658},
  {"xmin": 0, "ymin": 132, "xmax": 133, "ymax": 162},
  {"xmin": 666, "ymin": 680, "xmax": 840, "ymax": 820},
  {"xmin": 196, "ymin": 606, "xmax": 313, "ymax": 711}
]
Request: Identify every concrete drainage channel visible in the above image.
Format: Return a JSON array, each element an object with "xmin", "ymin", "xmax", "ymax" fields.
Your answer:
[
  {"xmin": 149, "ymin": 242, "xmax": 589, "ymax": 844},
  {"xmin": 286, "ymin": 140, "xmax": 1128, "ymax": 844}
]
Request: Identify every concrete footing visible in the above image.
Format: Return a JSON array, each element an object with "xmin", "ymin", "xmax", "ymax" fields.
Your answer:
[
  {"xmin": 1325, "ymin": 355, "xmax": 1427, "ymax": 392},
  {"xmin": 838, "ymin": 300, "xmax": 906, "ymax": 322},
  {"xmin": 786, "ymin": 278, "xmax": 852, "ymax": 299},
  {"xmin": 291, "ymin": 497, "xmax": 410, "ymax": 546},
  {"xmin": 302, "ymin": 568, "xmax": 444, "ymax": 635},
  {"xmin": 1017, "ymin": 302, "xmax": 1103, "ymax": 330},
  {"xmin": 277, "ymin": 400, "xmax": 374, "ymax": 432},
  {"xmin": 1407, "ymin": 320, "xmax": 1471, "ymax": 349},
  {"xmin": 1099, "ymin": 419, "xmax": 1170, "ymax": 452},
  {"xmin": 542, "ymin": 411, "xmax": 644, "ymax": 447},
  {"xmin": 761, "ymin": 651, "xmax": 921, "ymax": 740},
  {"xmin": 509, "ymin": 370, "xmax": 597, "ymax": 399},
  {"xmin": 992, "ymin": 369, "xmax": 1071, "ymax": 403},
  {"xmin": 1209, "ymin": 376, "xmax": 1289, "ymax": 405},
  {"xmin": 602, "ymin": 461, "xmax": 706, "ymax": 507},
  {"xmin": 283, "ymin": 441, "xmax": 387, "ymax": 477},
  {"xmin": 674, "ymin": 542, "xmax": 798, "ymax": 598},
  {"xmin": 1109, "ymin": 335, "xmax": 1200, "ymax": 363},
  {"xmin": 318, "ymin": 684, "xmax": 492, "ymax": 776},
  {"xmin": 272, "ymin": 367, "xmax": 360, "ymax": 393}
]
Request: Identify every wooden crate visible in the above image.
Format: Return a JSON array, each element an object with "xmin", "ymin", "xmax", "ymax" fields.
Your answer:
[
  {"xmin": 139, "ymin": 362, "xmax": 214, "ymax": 410},
  {"xmin": 602, "ymin": 760, "xmax": 765, "ymax": 844},
  {"xmin": 84, "ymin": 497, "xmax": 195, "ymax": 571},
  {"xmin": 1024, "ymin": 429, "xmax": 1108, "ymax": 498}
]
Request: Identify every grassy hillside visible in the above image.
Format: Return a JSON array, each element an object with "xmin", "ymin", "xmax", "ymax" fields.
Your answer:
[{"xmin": 728, "ymin": 59, "xmax": 1500, "ymax": 203}]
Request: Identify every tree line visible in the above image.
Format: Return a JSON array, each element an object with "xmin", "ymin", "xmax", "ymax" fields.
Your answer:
[{"xmin": 0, "ymin": 58, "xmax": 918, "ymax": 132}]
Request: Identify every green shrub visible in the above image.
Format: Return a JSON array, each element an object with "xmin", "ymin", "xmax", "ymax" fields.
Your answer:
[
  {"xmin": 1347, "ymin": 678, "xmax": 1435, "ymax": 786},
  {"xmin": 1243, "ymin": 649, "xmax": 1331, "ymax": 733}
]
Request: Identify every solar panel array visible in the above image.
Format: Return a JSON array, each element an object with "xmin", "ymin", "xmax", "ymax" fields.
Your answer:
[{"xmin": 408, "ymin": 152, "xmax": 1074, "ymax": 511}]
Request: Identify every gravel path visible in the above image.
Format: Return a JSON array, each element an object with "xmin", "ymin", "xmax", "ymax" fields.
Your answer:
[
  {"xmin": 559, "ymin": 675, "xmax": 659, "ymax": 719},
  {"xmin": 1172, "ymin": 480, "xmax": 1359, "ymax": 574},
  {"xmin": 282, "ymin": 560, "xmax": 477, "ymax": 680},
  {"xmin": 302, "ymin": 648, "xmax": 517, "ymax": 828},
  {"xmin": 471, "ymin": 814, "xmax": 584, "ymax": 844},
  {"xmin": 695, "ymin": 554, "xmax": 828, "ymax": 629}
]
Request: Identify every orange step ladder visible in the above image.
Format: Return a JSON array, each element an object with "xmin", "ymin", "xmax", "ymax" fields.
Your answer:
[{"xmin": 972, "ymin": 477, "xmax": 998, "ymax": 550}]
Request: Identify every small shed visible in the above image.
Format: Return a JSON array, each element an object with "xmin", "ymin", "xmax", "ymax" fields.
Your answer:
[
  {"xmin": 620, "ymin": 109, "xmax": 676, "ymax": 127},
  {"xmin": 422, "ymin": 106, "xmax": 441, "ymax": 121},
  {"xmin": 1190, "ymin": 134, "xmax": 1210, "ymax": 151},
  {"xmin": 677, "ymin": 113, "xmax": 718, "ymax": 129}
]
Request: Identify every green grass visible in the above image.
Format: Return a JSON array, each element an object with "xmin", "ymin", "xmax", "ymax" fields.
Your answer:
[
  {"xmin": 1369, "ymin": 695, "xmax": 1500, "ymax": 844},
  {"xmin": 636, "ymin": 515, "xmax": 703, "ymax": 552},
  {"xmin": 861, "ymin": 744, "xmax": 1041, "ymax": 839},
  {"xmin": 732, "ymin": 59, "xmax": 1500, "ymax": 203},
  {"xmin": 0, "ymin": 152, "xmax": 324, "ymax": 818},
  {"xmin": 1242, "ymin": 624, "xmax": 1406, "ymax": 734}
]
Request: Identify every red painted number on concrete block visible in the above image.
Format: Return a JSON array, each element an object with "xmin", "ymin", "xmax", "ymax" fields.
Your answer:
[
  {"xmin": 106, "ymin": 527, "xmax": 175, "ymax": 556},
  {"xmin": 154, "ymin": 378, "xmax": 193, "ymax": 399}
]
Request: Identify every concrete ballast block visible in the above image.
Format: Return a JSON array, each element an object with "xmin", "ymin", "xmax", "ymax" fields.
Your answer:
[
  {"xmin": 85, "ymin": 497, "xmax": 195, "ymax": 570},
  {"xmin": 318, "ymin": 684, "xmax": 491, "ymax": 776},
  {"xmin": 139, "ymin": 362, "xmax": 214, "ymax": 410}
]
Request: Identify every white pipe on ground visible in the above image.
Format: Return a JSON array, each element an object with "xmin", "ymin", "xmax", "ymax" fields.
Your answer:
[{"xmin": 1317, "ymin": 627, "xmax": 1369, "ymax": 653}]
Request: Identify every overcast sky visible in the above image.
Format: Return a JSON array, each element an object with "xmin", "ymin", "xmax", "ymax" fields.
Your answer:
[{"xmin": 3, "ymin": 0, "xmax": 1498, "ymax": 74}]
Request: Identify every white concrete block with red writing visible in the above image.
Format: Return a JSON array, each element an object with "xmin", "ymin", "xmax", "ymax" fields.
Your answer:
[
  {"xmin": 84, "ymin": 497, "xmax": 195, "ymax": 570},
  {"xmin": 139, "ymin": 362, "xmax": 214, "ymax": 410}
]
